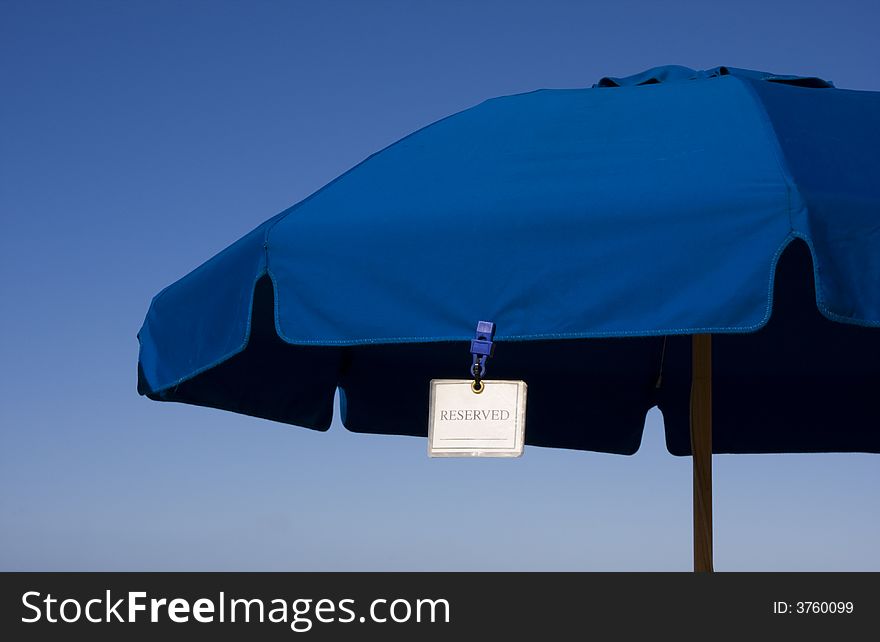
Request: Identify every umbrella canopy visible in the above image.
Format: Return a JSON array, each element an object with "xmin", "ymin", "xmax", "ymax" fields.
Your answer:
[{"xmin": 138, "ymin": 65, "xmax": 880, "ymax": 457}]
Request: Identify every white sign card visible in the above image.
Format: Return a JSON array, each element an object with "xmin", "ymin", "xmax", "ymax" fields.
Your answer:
[{"xmin": 428, "ymin": 379, "xmax": 527, "ymax": 457}]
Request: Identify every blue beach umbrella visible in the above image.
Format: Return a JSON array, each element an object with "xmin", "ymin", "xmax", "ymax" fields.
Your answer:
[{"xmin": 138, "ymin": 66, "xmax": 880, "ymax": 571}]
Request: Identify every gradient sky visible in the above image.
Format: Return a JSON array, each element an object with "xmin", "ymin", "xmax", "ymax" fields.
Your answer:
[{"xmin": 1, "ymin": 0, "xmax": 878, "ymax": 571}]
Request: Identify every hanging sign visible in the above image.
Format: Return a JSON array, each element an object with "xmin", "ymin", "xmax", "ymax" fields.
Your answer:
[
  {"xmin": 428, "ymin": 379, "xmax": 527, "ymax": 457},
  {"xmin": 427, "ymin": 321, "xmax": 527, "ymax": 457}
]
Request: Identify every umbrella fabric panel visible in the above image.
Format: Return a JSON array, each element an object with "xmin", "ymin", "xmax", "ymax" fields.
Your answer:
[
  {"xmin": 140, "ymin": 277, "xmax": 342, "ymax": 431},
  {"xmin": 137, "ymin": 217, "xmax": 275, "ymax": 393},
  {"xmin": 266, "ymin": 75, "xmax": 794, "ymax": 346},
  {"xmin": 659, "ymin": 241, "xmax": 880, "ymax": 455},
  {"xmin": 750, "ymin": 79, "xmax": 880, "ymax": 327}
]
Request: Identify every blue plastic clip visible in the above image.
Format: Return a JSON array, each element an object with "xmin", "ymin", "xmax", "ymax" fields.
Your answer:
[{"xmin": 470, "ymin": 320, "xmax": 496, "ymax": 380}]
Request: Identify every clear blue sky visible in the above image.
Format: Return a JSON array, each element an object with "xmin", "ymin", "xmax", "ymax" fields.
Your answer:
[{"xmin": 1, "ymin": 0, "xmax": 877, "ymax": 571}]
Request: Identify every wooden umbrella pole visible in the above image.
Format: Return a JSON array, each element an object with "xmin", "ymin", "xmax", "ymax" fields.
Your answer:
[{"xmin": 690, "ymin": 334, "xmax": 714, "ymax": 572}]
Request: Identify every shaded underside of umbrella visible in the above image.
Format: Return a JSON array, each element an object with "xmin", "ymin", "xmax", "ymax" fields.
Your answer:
[{"xmin": 137, "ymin": 65, "xmax": 880, "ymax": 457}]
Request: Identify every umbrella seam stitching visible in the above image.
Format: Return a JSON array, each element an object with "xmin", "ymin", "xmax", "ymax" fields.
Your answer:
[{"xmin": 734, "ymin": 76, "xmax": 803, "ymax": 235}]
